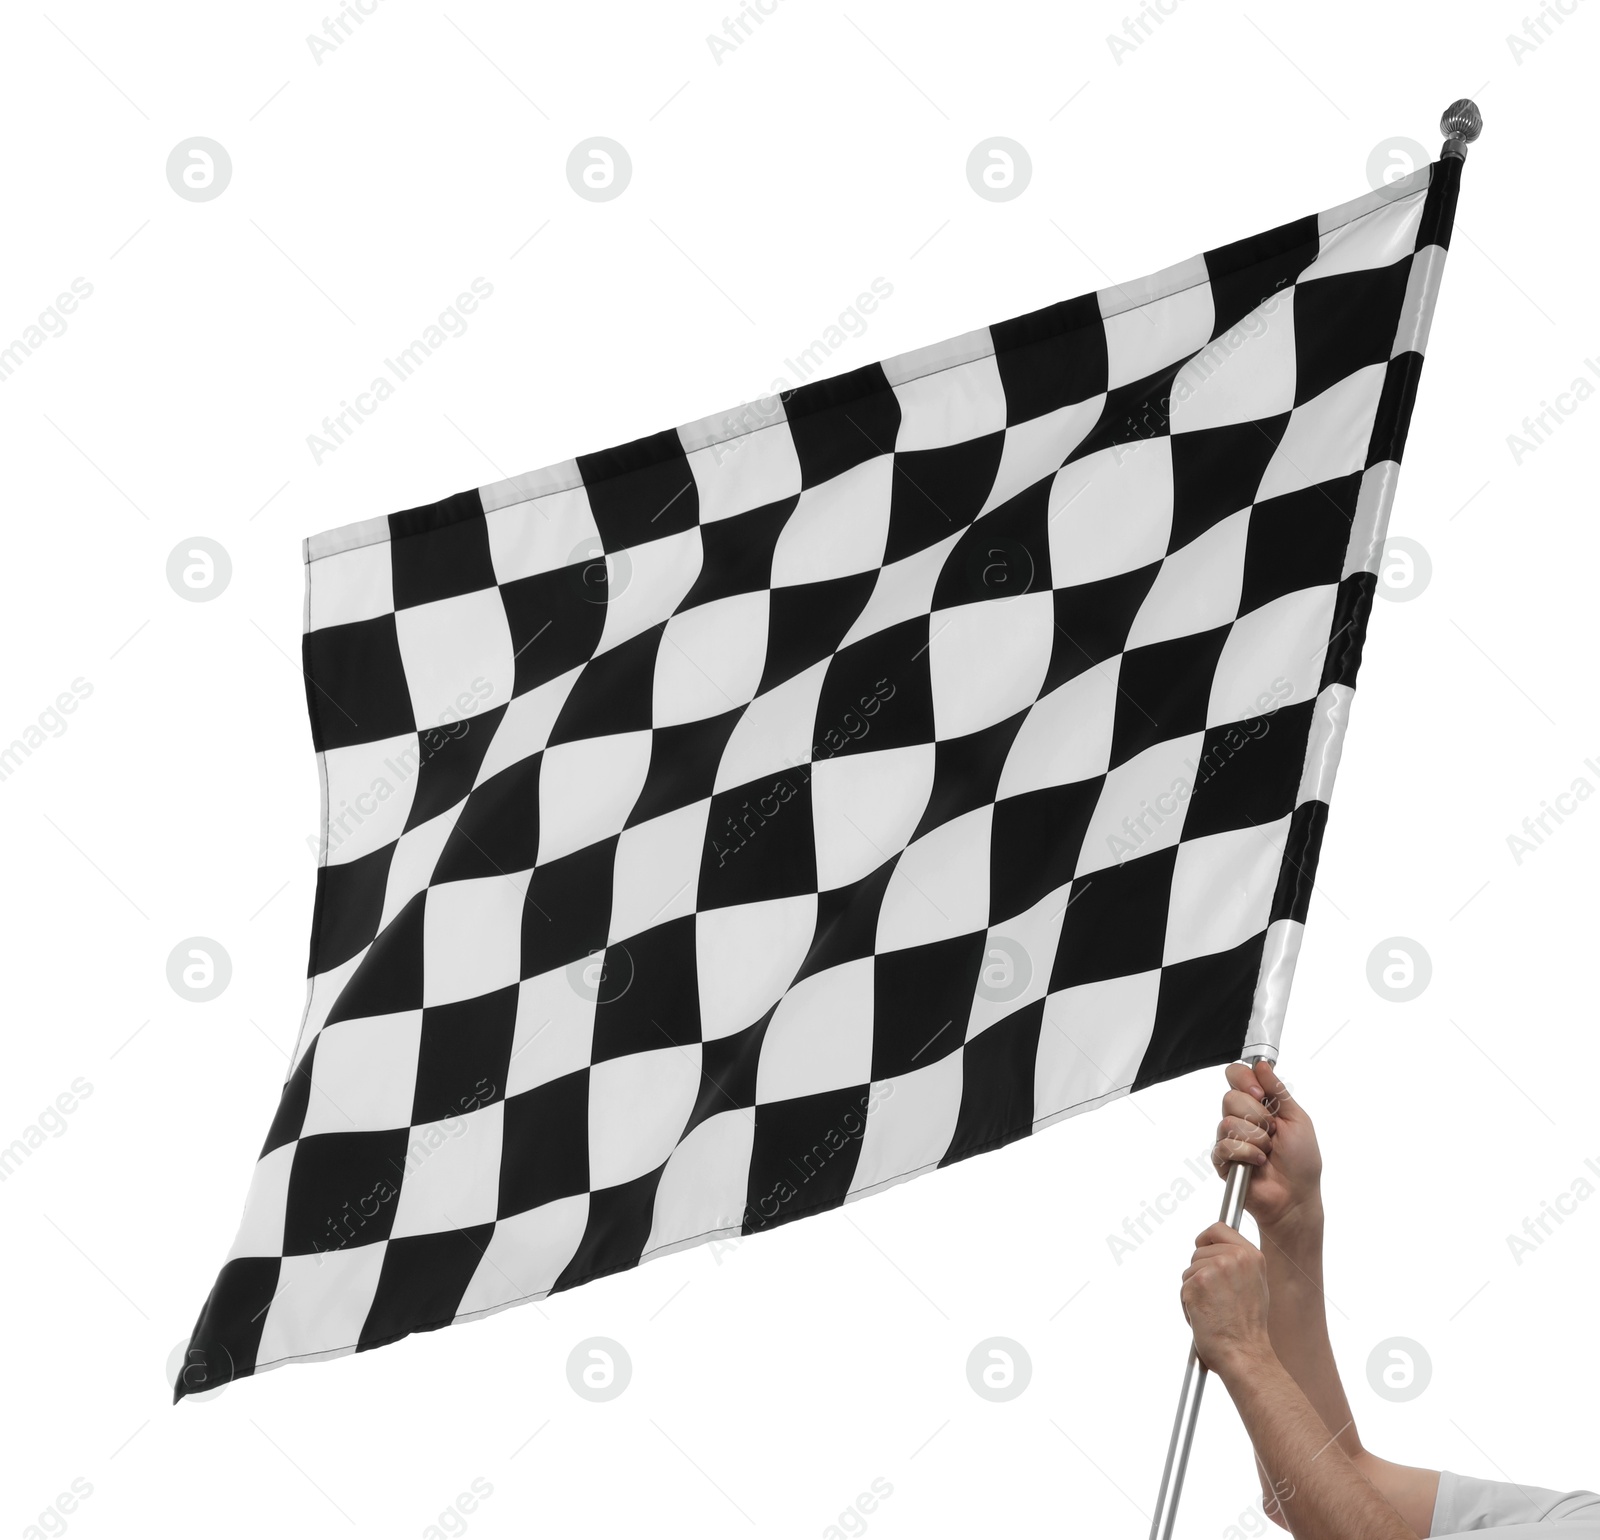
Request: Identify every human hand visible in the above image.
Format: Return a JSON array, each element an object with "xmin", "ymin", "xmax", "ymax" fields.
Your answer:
[
  {"xmin": 1181, "ymin": 1221, "xmax": 1273, "ymax": 1379},
  {"xmin": 1211, "ymin": 1060, "xmax": 1322, "ymax": 1236}
]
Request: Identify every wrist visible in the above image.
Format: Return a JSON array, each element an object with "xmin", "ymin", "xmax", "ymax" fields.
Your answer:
[
  {"xmin": 1210, "ymin": 1333, "xmax": 1280, "ymax": 1387},
  {"xmin": 1260, "ymin": 1195, "xmax": 1324, "ymax": 1251}
]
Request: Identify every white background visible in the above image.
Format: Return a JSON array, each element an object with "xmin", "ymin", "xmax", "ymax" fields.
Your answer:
[{"xmin": 2, "ymin": 2, "xmax": 1595, "ymax": 1536}]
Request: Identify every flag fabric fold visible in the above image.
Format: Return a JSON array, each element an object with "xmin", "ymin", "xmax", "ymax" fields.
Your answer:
[{"xmin": 179, "ymin": 157, "xmax": 1460, "ymax": 1399}]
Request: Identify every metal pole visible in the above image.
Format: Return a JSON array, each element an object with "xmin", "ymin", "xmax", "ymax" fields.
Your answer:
[
  {"xmin": 1147, "ymin": 1058, "xmax": 1268, "ymax": 1540},
  {"xmin": 1146, "ymin": 100, "xmax": 1479, "ymax": 1537}
]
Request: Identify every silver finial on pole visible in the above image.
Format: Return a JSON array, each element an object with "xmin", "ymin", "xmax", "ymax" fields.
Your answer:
[{"xmin": 1440, "ymin": 98, "xmax": 1483, "ymax": 160}]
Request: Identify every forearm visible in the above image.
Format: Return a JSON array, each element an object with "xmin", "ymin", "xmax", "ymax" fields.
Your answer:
[
  {"xmin": 1257, "ymin": 1203, "xmax": 1360, "ymax": 1459},
  {"xmin": 1219, "ymin": 1347, "xmax": 1413, "ymax": 1540},
  {"xmin": 1255, "ymin": 1206, "xmax": 1439, "ymax": 1535}
]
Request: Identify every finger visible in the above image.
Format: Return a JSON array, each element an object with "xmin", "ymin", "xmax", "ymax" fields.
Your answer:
[
  {"xmin": 1195, "ymin": 1221, "xmax": 1254, "ymax": 1250},
  {"xmin": 1211, "ymin": 1136, "xmax": 1268, "ymax": 1177},
  {"xmin": 1184, "ymin": 1247, "xmax": 1238, "ymax": 1274},
  {"xmin": 1212, "ymin": 1116, "xmax": 1272, "ymax": 1177},
  {"xmin": 1215, "ymin": 1114, "xmax": 1272, "ymax": 1151},
  {"xmin": 1221, "ymin": 1089, "xmax": 1275, "ymax": 1132},
  {"xmin": 1225, "ymin": 1060, "xmax": 1267, "ymax": 1103},
  {"xmin": 1255, "ymin": 1059, "xmax": 1300, "ymax": 1120},
  {"xmin": 1189, "ymin": 1242, "xmax": 1246, "ymax": 1266}
]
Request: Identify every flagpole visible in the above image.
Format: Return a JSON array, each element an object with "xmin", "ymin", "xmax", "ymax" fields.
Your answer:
[
  {"xmin": 1146, "ymin": 1054, "xmax": 1271, "ymax": 1540},
  {"xmin": 1145, "ymin": 104, "xmax": 1480, "ymax": 1537}
]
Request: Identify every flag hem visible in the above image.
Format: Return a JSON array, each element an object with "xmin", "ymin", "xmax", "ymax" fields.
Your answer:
[
  {"xmin": 198, "ymin": 1072, "xmax": 1154, "ymax": 1388},
  {"xmin": 300, "ymin": 166, "xmax": 1436, "ymax": 566},
  {"xmin": 1240, "ymin": 152, "xmax": 1462, "ymax": 1061}
]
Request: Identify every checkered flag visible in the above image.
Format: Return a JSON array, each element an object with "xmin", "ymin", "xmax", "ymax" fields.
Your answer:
[{"xmin": 178, "ymin": 157, "xmax": 1461, "ymax": 1398}]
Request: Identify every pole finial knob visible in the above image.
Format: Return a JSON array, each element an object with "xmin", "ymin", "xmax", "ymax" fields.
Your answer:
[{"xmin": 1440, "ymin": 99, "xmax": 1483, "ymax": 158}]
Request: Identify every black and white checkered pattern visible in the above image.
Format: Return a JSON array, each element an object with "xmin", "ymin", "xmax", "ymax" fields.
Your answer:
[{"xmin": 180, "ymin": 158, "xmax": 1461, "ymax": 1397}]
